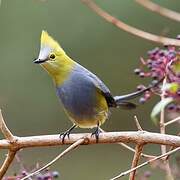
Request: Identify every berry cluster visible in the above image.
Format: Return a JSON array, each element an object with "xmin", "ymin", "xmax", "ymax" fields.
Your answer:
[
  {"xmin": 35, "ymin": 170, "xmax": 59, "ymax": 180},
  {"xmin": 134, "ymin": 37, "xmax": 180, "ymax": 112},
  {"xmin": 4, "ymin": 169, "xmax": 59, "ymax": 180}
]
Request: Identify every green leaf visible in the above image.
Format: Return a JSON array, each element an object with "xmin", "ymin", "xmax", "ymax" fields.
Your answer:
[
  {"xmin": 162, "ymin": 82, "xmax": 179, "ymax": 93},
  {"xmin": 151, "ymin": 97, "xmax": 173, "ymax": 125}
]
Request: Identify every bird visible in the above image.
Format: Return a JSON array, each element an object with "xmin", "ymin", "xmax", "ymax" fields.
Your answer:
[{"xmin": 34, "ymin": 31, "xmax": 155, "ymax": 143}]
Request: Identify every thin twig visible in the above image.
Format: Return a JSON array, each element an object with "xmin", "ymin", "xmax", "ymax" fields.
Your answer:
[
  {"xmin": 20, "ymin": 138, "xmax": 85, "ymax": 180},
  {"xmin": 164, "ymin": 117, "xmax": 180, "ymax": 127},
  {"xmin": 165, "ymin": 146, "xmax": 176, "ymax": 161},
  {"xmin": 129, "ymin": 144, "xmax": 144, "ymax": 180},
  {"xmin": 110, "ymin": 147, "xmax": 180, "ymax": 180},
  {"xmin": 0, "ymin": 109, "xmax": 14, "ymax": 142},
  {"xmin": 119, "ymin": 143, "xmax": 154, "ymax": 159},
  {"xmin": 100, "ymin": 127, "xmax": 159, "ymax": 159},
  {"xmin": 0, "ymin": 150, "xmax": 17, "ymax": 179},
  {"xmin": 134, "ymin": 116, "xmax": 143, "ymax": 131},
  {"xmin": 81, "ymin": 0, "xmax": 180, "ymax": 46},
  {"xmin": 135, "ymin": 0, "xmax": 180, "ymax": 22},
  {"xmin": 160, "ymin": 78, "xmax": 174, "ymax": 180},
  {"xmin": 160, "ymin": 78, "xmax": 167, "ymax": 154}
]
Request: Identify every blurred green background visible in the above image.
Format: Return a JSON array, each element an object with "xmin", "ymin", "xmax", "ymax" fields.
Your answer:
[{"xmin": 0, "ymin": 0, "xmax": 179, "ymax": 179}]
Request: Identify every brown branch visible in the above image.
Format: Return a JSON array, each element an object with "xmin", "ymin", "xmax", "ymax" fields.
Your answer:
[
  {"xmin": 0, "ymin": 131, "xmax": 180, "ymax": 150},
  {"xmin": 135, "ymin": 0, "xmax": 180, "ymax": 22},
  {"xmin": 0, "ymin": 150, "xmax": 17, "ymax": 179},
  {"xmin": 0, "ymin": 110, "xmax": 14, "ymax": 142},
  {"xmin": 110, "ymin": 147, "xmax": 180, "ymax": 180},
  {"xmin": 20, "ymin": 138, "xmax": 85, "ymax": 180},
  {"xmin": 81, "ymin": 0, "xmax": 180, "ymax": 46},
  {"xmin": 129, "ymin": 144, "xmax": 144, "ymax": 180}
]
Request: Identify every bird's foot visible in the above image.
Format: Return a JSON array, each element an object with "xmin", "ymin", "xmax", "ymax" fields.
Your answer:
[
  {"xmin": 91, "ymin": 126, "xmax": 101, "ymax": 143},
  {"xmin": 59, "ymin": 124, "xmax": 76, "ymax": 143},
  {"xmin": 59, "ymin": 131, "xmax": 70, "ymax": 144}
]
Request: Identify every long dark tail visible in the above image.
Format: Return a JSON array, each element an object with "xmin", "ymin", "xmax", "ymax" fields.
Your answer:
[{"xmin": 114, "ymin": 79, "xmax": 162, "ymax": 110}]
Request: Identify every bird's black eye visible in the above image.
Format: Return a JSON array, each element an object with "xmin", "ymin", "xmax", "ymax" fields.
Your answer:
[{"xmin": 50, "ymin": 54, "xmax": 56, "ymax": 59}]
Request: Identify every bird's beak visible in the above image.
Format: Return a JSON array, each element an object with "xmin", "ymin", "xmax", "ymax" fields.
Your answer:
[{"xmin": 33, "ymin": 58, "xmax": 47, "ymax": 64}]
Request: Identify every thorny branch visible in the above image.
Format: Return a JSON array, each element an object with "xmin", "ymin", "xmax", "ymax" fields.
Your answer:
[{"xmin": 81, "ymin": 0, "xmax": 180, "ymax": 46}]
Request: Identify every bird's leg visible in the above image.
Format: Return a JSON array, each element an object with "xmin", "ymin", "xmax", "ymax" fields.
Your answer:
[
  {"xmin": 91, "ymin": 122, "xmax": 101, "ymax": 143},
  {"xmin": 60, "ymin": 124, "xmax": 77, "ymax": 143}
]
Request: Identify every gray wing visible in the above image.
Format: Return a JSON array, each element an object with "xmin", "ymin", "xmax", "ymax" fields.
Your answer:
[{"xmin": 76, "ymin": 64, "xmax": 116, "ymax": 107}]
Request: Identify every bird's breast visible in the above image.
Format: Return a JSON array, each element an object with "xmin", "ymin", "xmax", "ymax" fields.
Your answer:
[{"xmin": 56, "ymin": 66, "xmax": 108, "ymax": 128}]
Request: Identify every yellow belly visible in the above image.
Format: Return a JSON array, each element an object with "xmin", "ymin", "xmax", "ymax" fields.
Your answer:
[
  {"xmin": 72, "ymin": 110, "xmax": 109, "ymax": 128},
  {"xmin": 64, "ymin": 92, "xmax": 109, "ymax": 128}
]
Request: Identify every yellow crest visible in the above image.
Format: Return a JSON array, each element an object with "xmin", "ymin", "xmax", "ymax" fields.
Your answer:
[{"xmin": 41, "ymin": 30, "xmax": 63, "ymax": 52}]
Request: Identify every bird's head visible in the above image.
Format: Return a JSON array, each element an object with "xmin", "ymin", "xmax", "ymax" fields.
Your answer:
[{"xmin": 34, "ymin": 31, "xmax": 68, "ymax": 76}]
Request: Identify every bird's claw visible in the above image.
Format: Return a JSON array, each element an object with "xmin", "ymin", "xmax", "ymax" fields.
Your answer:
[
  {"xmin": 59, "ymin": 130, "xmax": 71, "ymax": 143},
  {"xmin": 59, "ymin": 124, "xmax": 76, "ymax": 144},
  {"xmin": 91, "ymin": 127, "xmax": 101, "ymax": 143}
]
